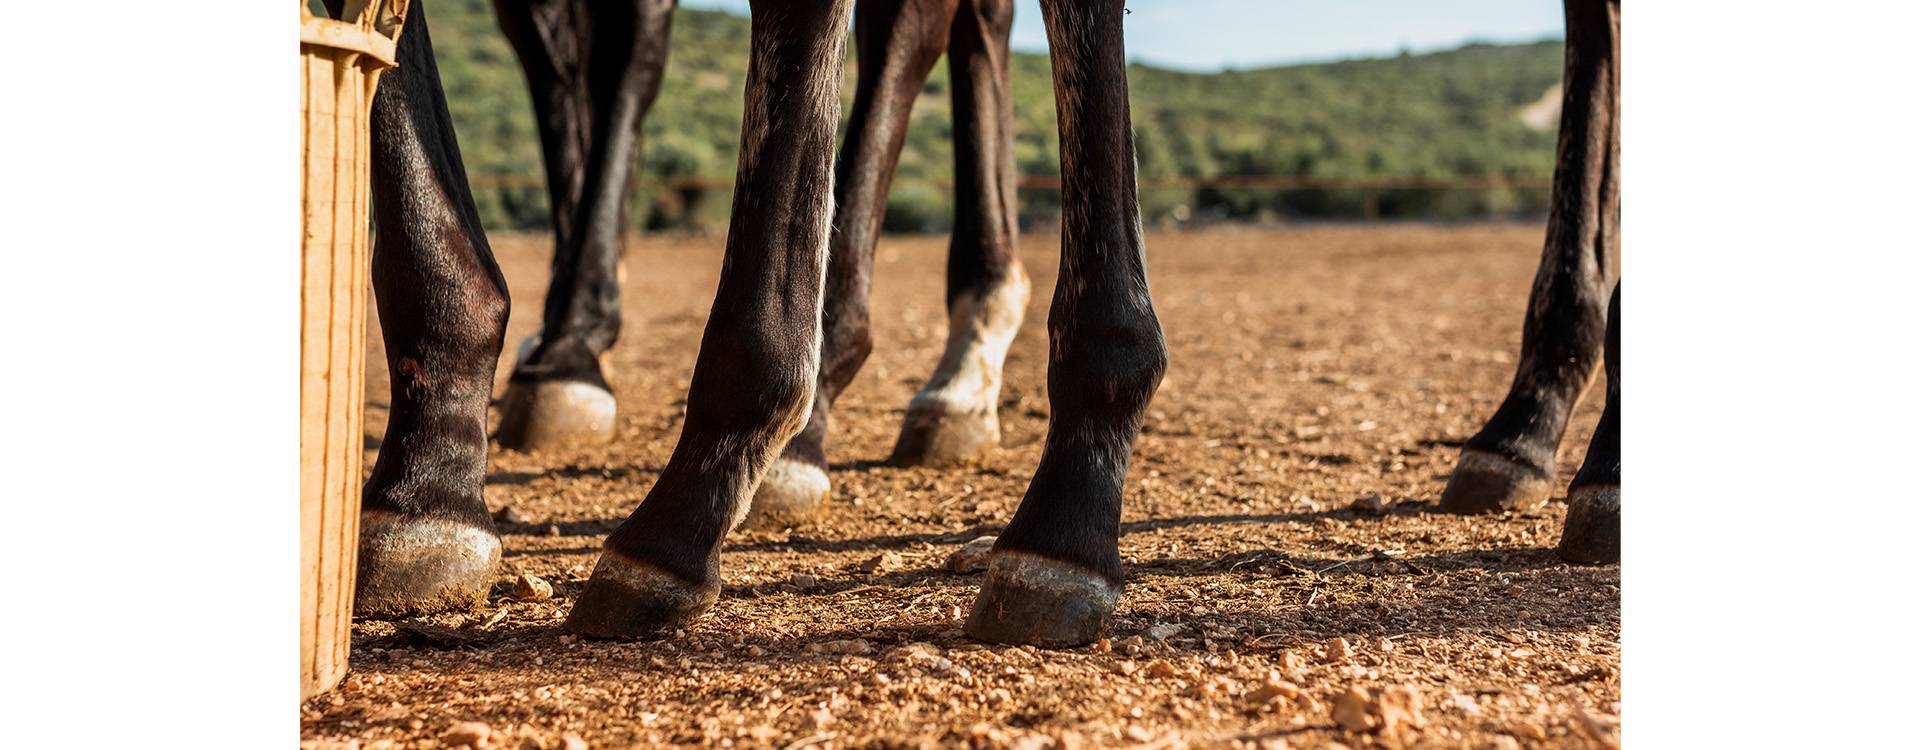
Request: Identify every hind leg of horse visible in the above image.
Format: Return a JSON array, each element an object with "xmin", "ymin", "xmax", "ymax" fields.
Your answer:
[
  {"xmin": 1441, "ymin": 0, "xmax": 1619, "ymax": 514},
  {"xmin": 888, "ymin": 0, "xmax": 1031, "ymax": 469},
  {"xmin": 492, "ymin": 0, "xmax": 675, "ymax": 452},
  {"xmin": 1558, "ymin": 282, "xmax": 1620, "ymax": 563},
  {"xmin": 746, "ymin": 0, "xmax": 961, "ymax": 529},
  {"xmin": 563, "ymin": 0, "xmax": 855, "ymax": 638},
  {"xmin": 964, "ymin": 0, "xmax": 1167, "ymax": 648},
  {"xmin": 354, "ymin": 0, "xmax": 512, "ymax": 617}
]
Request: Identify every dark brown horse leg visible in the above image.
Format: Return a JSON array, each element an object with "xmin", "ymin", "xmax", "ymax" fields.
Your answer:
[
  {"xmin": 353, "ymin": 0, "xmax": 511, "ymax": 617},
  {"xmin": 1441, "ymin": 0, "xmax": 1619, "ymax": 514},
  {"xmin": 1558, "ymin": 282, "xmax": 1620, "ymax": 563},
  {"xmin": 746, "ymin": 0, "xmax": 962, "ymax": 528},
  {"xmin": 965, "ymin": 0, "xmax": 1167, "ymax": 647},
  {"xmin": 491, "ymin": 0, "xmax": 675, "ymax": 451},
  {"xmin": 564, "ymin": 0, "xmax": 855, "ymax": 638},
  {"xmin": 888, "ymin": 0, "xmax": 1030, "ymax": 468}
]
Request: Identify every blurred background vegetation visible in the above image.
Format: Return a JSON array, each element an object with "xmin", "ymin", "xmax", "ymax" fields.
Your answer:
[{"xmin": 424, "ymin": 0, "xmax": 1564, "ymax": 234}]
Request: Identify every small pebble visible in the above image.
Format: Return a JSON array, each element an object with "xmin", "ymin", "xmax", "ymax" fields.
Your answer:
[
  {"xmin": 1245, "ymin": 679, "xmax": 1301, "ymax": 706},
  {"xmin": 1326, "ymin": 636, "xmax": 1355, "ymax": 662},
  {"xmin": 947, "ymin": 536, "xmax": 997, "ymax": 573},
  {"xmin": 860, "ymin": 551, "xmax": 903, "ymax": 575},
  {"xmin": 807, "ymin": 639, "xmax": 874, "ymax": 656},
  {"xmin": 1145, "ymin": 623, "xmax": 1185, "ymax": 641},
  {"xmin": 443, "ymin": 721, "xmax": 492, "ymax": 747},
  {"xmin": 1331, "ymin": 687, "xmax": 1378, "ymax": 731},
  {"xmin": 513, "ymin": 573, "xmax": 553, "ymax": 602}
]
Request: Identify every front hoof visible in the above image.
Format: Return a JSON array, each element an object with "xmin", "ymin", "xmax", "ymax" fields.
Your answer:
[
  {"xmin": 741, "ymin": 458, "xmax": 829, "ymax": 531},
  {"xmin": 889, "ymin": 407, "xmax": 999, "ymax": 468},
  {"xmin": 496, "ymin": 380, "xmax": 617, "ymax": 452},
  {"xmin": 1438, "ymin": 449, "xmax": 1555, "ymax": 514},
  {"xmin": 1556, "ymin": 484, "xmax": 1620, "ymax": 564},
  {"xmin": 354, "ymin": 511, "xmax": 500, "ymax": 618},
  {"xmin": 964, "ymin": 551, "xmax": 1121, "ymax": 648},
  {"xmin": 563, "ymin": 551, "xmax": 718, "ymax": 639}
]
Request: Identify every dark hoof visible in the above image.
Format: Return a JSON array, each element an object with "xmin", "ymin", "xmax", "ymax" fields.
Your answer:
[
  {"xmin": 1556, "ymin": 484, "xmax": 1620, "ymax": 564},
  {"xmin": 889, "ymin": 407, "xmax": 999, "ymax": 468},
  {"xmin": 741, "ymin": 458, "xmax": 829, "ymax": 531},
  {"xmin": 964, "ymin": 550, "xmax": 1121, "ymax": 648},
  {"xmin": 563, "ymin": 551, "xmax": 718, "ymax": 639},
  {"xmin": 1438, "ymin": 449, "xmax": 1555, "ymax": 514},
  {"xmin": 496, "ymin": 380, "xmax": 617, "ymax": 452},
  {"xmin": 354, "ymin": 511, "xmax": 500, "ymax": 618}
]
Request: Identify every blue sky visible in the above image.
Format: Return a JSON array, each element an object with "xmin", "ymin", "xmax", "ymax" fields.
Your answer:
[{"xmin": 682, "ymin": 0, "xmax": 1563, "ymax": 72}]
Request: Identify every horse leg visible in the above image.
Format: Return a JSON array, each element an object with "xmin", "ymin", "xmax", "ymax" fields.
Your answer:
[
  {"xmin": 888, "ymin": 0, "xmax": 1030, "ymax": 468},
  {"xmin": 492, "ymin": 0, "xmax": 676, "ymax": 451},
  {"xmin": 747, "ymin": 0, "xmax": 962, "ymax": 528},
  {"xmin": 353, "ymin": 0, "xmax": 511, "ymax": 617},
  {"xmin": 965, "ymin": 0, "xmax": 1167, "ymax": 647},
  {"xmin": 1557, "ymin": 282, "xmax": 1620, "ymax": 563},
  {"xmin": 563, "ymin": 0, "xmax": 856, "ymax": 638},
  {"xmin": 1441, "ymin": 0, "xmax": 1619, "ymax": 514}
]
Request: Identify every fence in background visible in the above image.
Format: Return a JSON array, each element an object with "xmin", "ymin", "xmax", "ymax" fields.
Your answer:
[{"xmin": 465, "ymin": 173, "xmax": 1556, "ymax": 230}]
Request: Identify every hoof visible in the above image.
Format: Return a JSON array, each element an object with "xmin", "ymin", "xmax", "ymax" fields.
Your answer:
[
  {"xmin": 741, "ymin": 458, "xmax": 829, "ymax": 531},
  {"xmin": 563, "ymin": 551, "xmax": 718, "ymax": 639},
  {"xmin": 964, "ymin": 550, "xmax": 1121, "ymax": 648},
  {"xmin": 1438, "ymin": 449, "xmax": 1554, "ymax": 514},
  {"xmin": 889, "ymin": 407, "xmax": 999, "ymax": 468},
  {"xmin": 1556, "ymin": 484, "xmax": 1620, "ymax": 564},
  {"xmin": 354, "ymin": 511, "xmax": 500, "ymax": 618},
  {"xmin": 496, "ymin": 380, "xmax": 617, "ymax": 452}
]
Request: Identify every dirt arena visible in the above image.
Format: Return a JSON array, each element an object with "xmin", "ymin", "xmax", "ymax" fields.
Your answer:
[{"xmin": 301, "ymin": 224, "xmax": 1619, "ymax": 749}]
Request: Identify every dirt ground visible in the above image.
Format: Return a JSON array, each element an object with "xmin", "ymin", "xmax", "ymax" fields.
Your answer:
[{"xmin": 302, "ymin": 224, "xmax": 1619, "ymax": 749}]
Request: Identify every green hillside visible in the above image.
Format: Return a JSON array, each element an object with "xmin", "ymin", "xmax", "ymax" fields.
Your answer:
[{"xmin": 423, "ymin": 1, "xmax": 1564, "ymax": 232}]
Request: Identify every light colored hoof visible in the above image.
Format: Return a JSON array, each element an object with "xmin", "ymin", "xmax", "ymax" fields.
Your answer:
[
  {"xmin": 496, "ymin": 380, "xmax": 617, "ymax": 451},
  {"xmin": 354, "ymin": 511, "xmax": 500, "ymax": 618},
  {"xmin": 1556, "ymin": 484, "xmax": 1620, "ymax": 564},
  {"xmin": 563, "ymin": 550, "xmax": 718, "ymax": 639},
  {"xmin": 889, "ymin": 407, "xmax": 999, "ymax": 468},
  {"xmin": 965, "ymin": 550, "xmax": 1121, "ymax": 648},
  {"xmin": 741, "ymin": 458, "xmax": 829, "ymax": 531},
  {"xmin": 1439, "ymin": 449, "xmax": 1554, "ymax": 514}
]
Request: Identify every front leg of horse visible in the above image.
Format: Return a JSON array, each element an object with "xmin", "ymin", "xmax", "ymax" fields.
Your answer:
[
  {"xmin": 354, "ymin": 0, "xmax": 511, "ymax": 618},
  {"xmin": 965, "ymin": 0, "xmax": 1167, "ymax": 647},
  {"xmin": 564, "ymin": 0, "xmax": 854, "ymax": 637},
  {"xmin": 1441, "ymin": 0, "xmax": 1618, "ymax": 514},
  {"xmin": 746, "ymin": 0, "xmax": 960, "ymax": 529}
]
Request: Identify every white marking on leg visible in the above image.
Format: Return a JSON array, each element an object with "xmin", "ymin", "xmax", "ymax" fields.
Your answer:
[
  {"xmin": 908, "ymin": 262, "xmax": 1030, "ymax": 420},
  {"xmin": 740, "ymin": 457, "xmax": 830, "ymax": 532}
]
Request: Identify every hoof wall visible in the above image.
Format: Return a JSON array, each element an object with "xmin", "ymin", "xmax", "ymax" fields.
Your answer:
[
  {"xmin": 354, "ymin": 512, "xmax": 500, "ymax": 618},
  {"xmin": 964, "ymin": 551, "xmax": 1120, "ymax": 648},
  {"xmin": 741, "ymin": 459, "xmax": 829, "ymax": 531},
  {"xmin": 563, "ymin": 551, "xmax": 718, "ymax": 639},
  {"xmin": 497, "ymin": 380, "xmax": 617, "ymax": 452},
  {"xmin": 1439, "ymin": 449, "xmax": 1554, "ymax": 514},
  {"xmin": 889, "ymin": 408, "xmax": 998, "ymax": 468},
  {"xmin": 1556, "ymin": 484, "xmax": 1620, "ymax": 564}
]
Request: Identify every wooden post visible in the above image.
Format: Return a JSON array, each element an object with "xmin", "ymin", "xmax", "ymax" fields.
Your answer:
[{"xmin": 299, "ymin": 0, "xmax": 406, "ymax": 702}]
